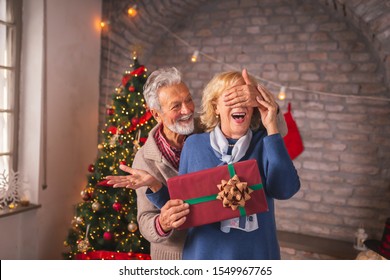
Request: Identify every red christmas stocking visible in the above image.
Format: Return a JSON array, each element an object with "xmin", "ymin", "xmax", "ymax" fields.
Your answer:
[{"xmin": 283, "ymin": 103, "xmax": 304, "ymax": 160}]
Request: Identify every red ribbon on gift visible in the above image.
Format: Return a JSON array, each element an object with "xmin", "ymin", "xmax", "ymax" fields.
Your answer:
[{"xmin": 75, "ymin": 250, "xmax": 151, "ymax": 260}]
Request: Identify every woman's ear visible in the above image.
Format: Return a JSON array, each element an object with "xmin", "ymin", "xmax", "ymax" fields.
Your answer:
[{"xmin": 213, "ymin": 102, "xmax": 220, "ymax": 115}]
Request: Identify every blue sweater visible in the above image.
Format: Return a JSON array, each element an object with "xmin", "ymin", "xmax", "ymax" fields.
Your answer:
[{"xmin": 147, "ymin": 129, "xmax": 300, "ymax": 260}]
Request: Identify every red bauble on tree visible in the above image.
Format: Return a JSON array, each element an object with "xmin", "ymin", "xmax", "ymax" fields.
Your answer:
[
  {"xmin": 81, "ymin": 189, "xmax": 91, "ymax": 201},
  {"xmin": 131, "ymin": 116, "xmax": 139, "ymax": 126},
  {"xmin": 128, "ymin": 85, "xmax": 135, "ymax": 92},
  {"xmin": 103, "ymin": 231, "xmax": 113, "ymax": 241},
  {"xmin": 106, "ymin": 107, "xmax": 115, "ymax": 115},
  {"xmin": 112, "ymin": 202, "xmax": 122, "ymax": 212},
  {"xmin": 88, "ymin": 164, "xmax": 95, "ymax": 173}
]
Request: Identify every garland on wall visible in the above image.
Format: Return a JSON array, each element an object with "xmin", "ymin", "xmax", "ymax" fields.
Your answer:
[
  {"xmin": 155, "ymin": 21, "xmax": 390, "ymax": 103},
  {"xmin": 100, "ymin": 3, "xmax": 390, "ymax": 103}
]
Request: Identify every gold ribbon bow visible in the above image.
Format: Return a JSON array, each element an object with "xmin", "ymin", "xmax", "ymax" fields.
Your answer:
[{"xmin": 216, "ymin": 174, "xmax": 253, "ymax": 210}]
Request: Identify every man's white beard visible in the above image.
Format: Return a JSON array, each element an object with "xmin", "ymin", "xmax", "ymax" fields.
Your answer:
[{"xmin": 166, "ymin": 115, "xmax": 194, "ymax": 135}]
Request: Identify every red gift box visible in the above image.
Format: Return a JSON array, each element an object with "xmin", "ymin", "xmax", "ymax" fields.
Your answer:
[{"xmin": 167, "ymin": 159, "xmax": 268, "ymax": 230}]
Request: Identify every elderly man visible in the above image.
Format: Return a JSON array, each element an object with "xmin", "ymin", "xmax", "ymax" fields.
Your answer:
[{"xmin": 107, "ymin": 67, "xmax": 287, "ymax": 259}]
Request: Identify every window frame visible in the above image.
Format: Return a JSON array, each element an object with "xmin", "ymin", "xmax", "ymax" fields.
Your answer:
[{"xmin": 0, "ymin": 0, "xmax": 22, "ymax": 174}]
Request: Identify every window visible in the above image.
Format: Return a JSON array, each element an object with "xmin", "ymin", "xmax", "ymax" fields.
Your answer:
[
  {"xmin": 0, "ymin": 0, "xmax": 22, "ymax": 205},
  {"xmin": 0, "ymin": 0, "xmax": 22, "ymax": 210}
]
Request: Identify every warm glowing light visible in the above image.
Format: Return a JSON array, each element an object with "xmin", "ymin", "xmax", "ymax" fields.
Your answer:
[
  {"xmin": 191, "ymin": 50, "xmax": 199, "ymax": 62},
  {"xmin": 278, "ymin": 86, "xmax": 286, "ymax": 100},
  {"xmin": 100, "ymin": 21, "xmax": 106, "ymax": 28},
  {"xmin": 128, "ymin": 5, "xmax": 138, "ymax": 17}
]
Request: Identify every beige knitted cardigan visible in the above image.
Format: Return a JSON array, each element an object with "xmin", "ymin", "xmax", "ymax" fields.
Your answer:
[{"xmin": 134, "ymin": 124, "xmax": 186, "ymax": 260}]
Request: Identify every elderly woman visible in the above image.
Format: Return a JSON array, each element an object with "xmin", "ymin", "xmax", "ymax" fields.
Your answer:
[
  {"xmin": 106, "ymin": 68, "xmax": 289, "ymax": 259},
  {"xmin": 146, "ymin": 70, "xmax": 300, "ymax": 260}
]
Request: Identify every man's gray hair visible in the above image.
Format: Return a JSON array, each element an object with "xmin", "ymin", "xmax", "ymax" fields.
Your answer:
[{"xmin": 143, "ymin": 67, "xmax": 183, "ymax": 111}]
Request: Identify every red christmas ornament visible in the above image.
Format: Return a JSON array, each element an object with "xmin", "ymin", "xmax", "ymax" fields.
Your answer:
[
  {"xmin": 81, "ymin": 190, "xmax": 91, "ymax": 201},
  {"xmin": 131, "ymin": 117, "xmax": 139, "ymax": 126},
  {"xmin": 119, "ymin": 160, "xmax": 126, "ymax": 165},
  {"xmin": 88, "ymin": 164, "xmax": 95, "ymax": 173},
  {"xmin": 112, "ymin": 202, "xmax": 122, "ymax": 212},
  {"xmin": 128, "ymin": 86, "xmax": 135, "ymax": 92},
  {"xmin": 106, "ymin": 108, "xmax": 115, "ymax": 115},
  {"xmin": 103, "ymin": 232, "xmax": 113, "ymax": 241}
]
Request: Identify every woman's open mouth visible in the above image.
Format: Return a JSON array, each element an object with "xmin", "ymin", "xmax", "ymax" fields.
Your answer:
[{"xmin": 231, "ymin": 112, "xmax": 246, "ymax": 123}]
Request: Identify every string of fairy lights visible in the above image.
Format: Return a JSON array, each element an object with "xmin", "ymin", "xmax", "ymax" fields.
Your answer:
[{"xmin": 100, "ymin": 3, "xmax": 390, "ymax": 103}]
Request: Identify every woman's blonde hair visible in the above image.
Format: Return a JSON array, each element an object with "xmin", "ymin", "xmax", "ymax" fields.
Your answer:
[{"xmin": 200, "ymin": 71, "xmax": 261, "ymax": 132}]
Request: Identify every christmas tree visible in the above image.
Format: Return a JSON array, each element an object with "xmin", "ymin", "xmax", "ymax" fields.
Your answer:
[{"xmin": 63, "ymin": 56, "xmax": 155, "ymax": 260}]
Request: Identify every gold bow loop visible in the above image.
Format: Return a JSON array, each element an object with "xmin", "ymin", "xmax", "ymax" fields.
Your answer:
[{"xmin": 216, "ymin": 174, "xmax": 253, "ymax": 210}]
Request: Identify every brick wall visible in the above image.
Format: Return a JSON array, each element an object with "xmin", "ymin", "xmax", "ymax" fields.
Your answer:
[
  {"xmin": 100, "ymin": 0, "xmax": 390, "ymax": 244},
  {"xmin": 321, "ymin": 0, "xmax": 390, "ymax": 86}
]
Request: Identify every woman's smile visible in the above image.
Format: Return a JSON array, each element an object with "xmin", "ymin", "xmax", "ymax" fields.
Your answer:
[{"xmin": 231, "ymin": 111, "xmax": 247, "ymax": 124}]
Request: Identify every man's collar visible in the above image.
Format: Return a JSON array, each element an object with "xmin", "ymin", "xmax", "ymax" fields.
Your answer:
[
  {"xmin": 158, "ymin": 123, "xmax": 187, "ymax": 150},
  {"xmin": 156, "ymin": 124, "xmax": 185, "ymax": 152}
]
